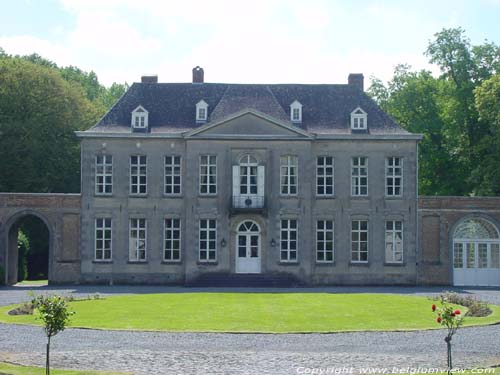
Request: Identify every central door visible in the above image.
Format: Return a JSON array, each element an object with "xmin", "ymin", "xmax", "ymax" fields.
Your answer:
[{"xmin": 235, "ymin": 220, "xmax": 261, "ymax": 273}]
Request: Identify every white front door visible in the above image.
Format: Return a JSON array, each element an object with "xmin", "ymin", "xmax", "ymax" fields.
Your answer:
[
  {"xmin": 453, "ymin": 241, "xmax": 500, "ymax": 286},
  {"xmin": 235, "ymin": 221, "xmax": 261, "ymax": 273}
]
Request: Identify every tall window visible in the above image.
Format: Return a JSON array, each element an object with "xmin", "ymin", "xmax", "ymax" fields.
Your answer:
[
  {"xmin": 280, "ymin": 155, "xmax": 298, "ymax": 195},
  {"xmin": 130, "ymin": 155, "xmax": 147, "ymax": 195},
  {"xmin": 316, "ymin": 156, "xmax": 334, "ymax": 196},
  {"xmin": 164, "ymin": 156, "xmax": 182, "ymax": 195},
  {"xmin": 351, "ymin": 157, "xmax": 368, "ymax": 196},
  {"xmin": 385, "ymin": 220, "xmax": 403, "ymax": 263},
  {"xmin": 95, "ymin": 155, "xmax": 113, "ymax": 195},
  {"xmin": 240, "ymin": 154, "xmax": 258, "ymax": 195},
  {"xmin": 316, "ymin": 220, "xmax": 334, "ymax": 262},
  {"xmin": 200, "ymin": 155, "xmax": 217, "ymax": 195},
  {"xmin": 199, "ymin": 219, "xmax": 217, "ymax": 261},
  {"xmin": 164, "ymin": 218, "xmax": 181, "ymax": 261},
  {"xmin": 95, "ymin": 218, "xmax": 112, "ymax": 261},
  {"xmin": 351, "ymin": 220, "xmax": 368, "ymax": 262},
  {"xmin": 129, "ymin": 218, "xmax": 147, "ymax": 261},
  {"xmin": 386, "ymin": 157, "xmax": 403, "ymax": 197},
  {"xmin": 280, "ymin": 219, "xmax": 298, "ymax": 262}
]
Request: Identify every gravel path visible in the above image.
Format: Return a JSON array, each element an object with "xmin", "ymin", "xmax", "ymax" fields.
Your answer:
[{"xmin": 0, "ymin": 285, "xmax": 499, "ymax": 374}]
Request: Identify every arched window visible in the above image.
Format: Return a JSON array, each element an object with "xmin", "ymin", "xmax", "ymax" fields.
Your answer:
[
  {"xmin": 238, "ymin": 220, "xmax": 260, "ymax": 233},
  {"xmin": 453, "ymin": 218, "xmax": 499, "ymax": 240}
]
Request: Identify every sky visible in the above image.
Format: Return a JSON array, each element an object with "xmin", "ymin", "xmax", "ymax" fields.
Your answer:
[{"xmin": 1, "ymin": 0, "xmax": 499, "ymax": 87}]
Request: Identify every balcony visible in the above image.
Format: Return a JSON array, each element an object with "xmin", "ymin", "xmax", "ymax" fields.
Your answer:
[{"xmin": 230, "ymin": 195, "xmax": 266, "ymax": 216}]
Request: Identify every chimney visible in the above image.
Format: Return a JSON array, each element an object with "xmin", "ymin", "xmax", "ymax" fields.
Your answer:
[
  {"xmin": 141, "ymin": 75, "xmax": 158, "ymax": 83},
  {"xmin": 348, "ymin": 73, "xmax": 364, "ymax": 91},
  {"xmin": 192, "ymin": 66, "xmax": 204, "ymax": 84}
]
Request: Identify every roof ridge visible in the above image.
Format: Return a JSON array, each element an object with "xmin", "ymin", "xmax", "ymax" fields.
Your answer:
[
  {"xmin": 265, "ymin": 85, "xmax": 288, "ymax": 121},
  {"xmin": 208, "ymin": 84, "xmax": 231, "ymax": 122}
]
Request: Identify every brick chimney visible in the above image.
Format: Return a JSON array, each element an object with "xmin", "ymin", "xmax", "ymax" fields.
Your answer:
[
  {"xmin": 141, "ymin": 75, "xmax": 158, "ymax": 83},
  {"xmin": 192, "ymin": 66, "xmax": 204, "ymax": 84},
  {"xmin": 348, "ymin": 73, "xmax": 364, "ymax": 91}
]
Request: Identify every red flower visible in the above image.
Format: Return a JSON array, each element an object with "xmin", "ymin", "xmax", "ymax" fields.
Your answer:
[
  {"xmin": 432, "ymin": 304, "xmax": 436, "ymax": 312},
  {"xmin": 437, "ymin": 316, "xmax": 442, "ymax": 323},
  {"xmin": 454, "ymin": 309, "xmax": 461, "ymax": 315}
]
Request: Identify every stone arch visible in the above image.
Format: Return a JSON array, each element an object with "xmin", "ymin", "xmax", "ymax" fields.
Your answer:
[{"xmin": 2, "ymin": 209, "xmax": 53, "ymax": 285}]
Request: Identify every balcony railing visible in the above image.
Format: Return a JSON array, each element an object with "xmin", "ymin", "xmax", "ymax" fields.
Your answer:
[{"xmin": 232, "ymin": 195, "xmax": 265, "ymax": 209}]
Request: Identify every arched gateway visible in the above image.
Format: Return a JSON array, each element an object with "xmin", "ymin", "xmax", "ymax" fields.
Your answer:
[
  {"xmin": 453, "ymin": 217, "xmax": 500, "ymax": 286},
  {"xmin": 0, "ymin": 193, "xmax": 81, "ymax": 285}
]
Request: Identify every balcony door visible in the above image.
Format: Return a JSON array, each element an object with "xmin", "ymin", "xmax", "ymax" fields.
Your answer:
[
  {"xmin": 232, "ymin": 155, "xmax": 264, "ymax": 208},
  {"xmin": 235, "ymin": 220, "xmax": 261, "ymax": 273}
]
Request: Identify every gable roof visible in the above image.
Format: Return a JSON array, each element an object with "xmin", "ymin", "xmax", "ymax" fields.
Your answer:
[{"xmin": 86, "ymin": 81, "xmax": 412, "ymax": 136}]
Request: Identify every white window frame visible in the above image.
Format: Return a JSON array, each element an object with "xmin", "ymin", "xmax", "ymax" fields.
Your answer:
[
  {"xmin": 385, "ymin": 220, "xmax": 403, "ymax": 263},
  {"xmin": 163, "ymin": 218, "xmax": 181, "ymax": 262},
  {"xmin": 131, "ymin": 105, "xmax": 149, "ymax": 129},
  {"xmin": 290, "ymin": 100, "xmax": 302, "ymax": 123},
  {"xmin": 280, "ymin": 155, "xmax": 298, "ymax": 195},
  {"xmin": 351, "ymin": 156, "xmax": 368, "ymax": 196},
  {"xmin": 130, "ymin": 155, "xmax": 147, "ymax": 195},
  {"xmin": 316, "ymin": 156, "xmax": 334, "ymax": 196},
  {"xmin": 386, "ymin": 157, "xmax": 403, "ymax": 197},
  {"xmin": 350, "ymin": 107, "xmax": 367, "ymax": 130},
  {"xmin": 95, "ymin": 154, "xmax": 113, "ymax": 195},
  {"xmin": 196, "ymin": 100, "xmax": 208, "ymax": 122},
  {"xmin": 280, "ymin": 219, "xmax": 298, "ymax": 262},
  {"xmin": 199, "ymin": 155, "xmax": 217, "ymax": 195},
  {"xmin": 164, "ymin": 155, "xmax": 182, "ymax": 195},
  {"xmin": 95, "ymin": 218, "xmax": 112, "ymax": 261},
  {"xmin": 351, "ymin": 220, "xmax": 368, "ymax": 263},
  {"xmin": 129, "ymin": 218, "xmax": 147, "ymax": 262},
  {"xmin": 199, "ymin": 219, "xmax": 217, "ymax": 262},
  {"xmin": 316, "ymin": 220, "xmax": 334, "ymax": 263}
]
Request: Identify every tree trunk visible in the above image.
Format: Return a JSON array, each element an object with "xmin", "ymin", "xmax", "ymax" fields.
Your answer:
[
  {"xmin": 46, "ymin": 336, "xmax": 50, "ymax": 375},
  {"xmin": 446, "ymin": 337, "xmax": 452, "ymax": 375}
]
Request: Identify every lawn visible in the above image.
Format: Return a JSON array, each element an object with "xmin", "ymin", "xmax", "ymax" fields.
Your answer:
[
  {"xmin": 0, "ymin": 362, "xmax": 129, "ymax": 375},
  {"xmin": 1, "ymin": 293, "xmax": 499, "ymax": 333},
  {"xmin": 14, "ymin": 280, "xmax": 48, "ymax": 286}
]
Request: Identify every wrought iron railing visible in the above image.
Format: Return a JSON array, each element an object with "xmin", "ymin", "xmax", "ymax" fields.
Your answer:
[{"xmin": 232, "ymin": 195, "xmax": 265, "ymax": 209}]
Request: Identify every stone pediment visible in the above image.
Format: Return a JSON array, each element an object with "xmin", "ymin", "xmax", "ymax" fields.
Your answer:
[{"xmin": 185, "ymin": 109, "xmax": 312, "ymax": 139}]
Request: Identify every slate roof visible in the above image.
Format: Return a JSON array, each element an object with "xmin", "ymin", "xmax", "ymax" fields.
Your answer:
[{"xmin": 88, "ymin": 82, "xmax": 411, "ymax": 136}]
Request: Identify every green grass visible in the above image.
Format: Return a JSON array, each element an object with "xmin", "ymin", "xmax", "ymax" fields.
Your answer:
[
  {"xmin": 1, "ymin": 293, "xmax": 499, "ymax": 333},
  {"xmin": 14, "ymin": 280, "xmax": 48, "ymax": 286},
  {"xmin": 0, "ymin": 362, "xmax": 129, "ymax": 375}
]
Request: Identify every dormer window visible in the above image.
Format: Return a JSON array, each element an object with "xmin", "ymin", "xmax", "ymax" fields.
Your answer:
[
  {"xmin": 351, "ymin": 107, "xmax": 367, "ymax": 130},
  {"xmin": 131, "ymin": 105, "xmax": 149, "ymax": 130},
  {"xmin": 196, "ymin": 100, "xmax": 208, "ymax": 123},
  {"xmin": 290, "ymin": 100, "xmax": 302, "ymax": 123}
]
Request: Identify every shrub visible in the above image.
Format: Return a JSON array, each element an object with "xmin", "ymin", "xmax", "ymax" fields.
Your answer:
[{"xmin": 438, "ymin": 291, "xmax": 492, "ymax": 317}]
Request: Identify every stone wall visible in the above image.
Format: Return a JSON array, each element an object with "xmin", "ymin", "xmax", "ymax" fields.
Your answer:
[
  {"xmin": 417, "ymin": 196, "xmax": 500, "ymax": 285},
  {"xmin": 0, "ymin": 193, "xmax": 81, "ymax": 284}
]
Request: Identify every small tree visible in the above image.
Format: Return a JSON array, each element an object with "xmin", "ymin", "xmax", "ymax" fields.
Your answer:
[
  {"xmin": 32, "ymin": 295, "xmax": 74, "ymax": 375},
  {"xmin": 431, "ymin": 297, "xmax": 464, "ymax": 375}
]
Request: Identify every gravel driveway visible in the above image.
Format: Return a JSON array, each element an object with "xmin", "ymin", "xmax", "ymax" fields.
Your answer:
[{"xmin": 0, "ymin": 285, "xmax": 499, "ymax": 374}]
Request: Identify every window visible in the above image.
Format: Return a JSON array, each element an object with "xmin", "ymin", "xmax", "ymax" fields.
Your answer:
[
  {"xmin": 316, "ymin": 156, "xmax": 334, "ymax": 196},
  {"xmin": 199, "ymin": 155, "xmax": 217, "ymax": 194},
  {"xmin": 351, "ymin": 220, "xmax": 368, "ymax": 262},
  {"xmin": 95, "ymin": 155, "xmax": 112, "ymax": 195},
  {"xmin": 129, "ymin": 218, "xmax": 146, "ymax": 262},
  {"xmin": 385, "ymin": 220, "xmax": 403, "ymax": 263},
  {"xmin": 453, "ymin": 243, "xmax": 464, "ymax": 268},
  {"xmin": 316, "ymin": 220, "xmax": 334, "ymax": 262},
  {"xmin": 280, "ymin": 219, "xmax": 298, "ymax": 262},
  {"xmin": 164, "ymin": 156, "xmax": 182, "ymax": 195},
  {"xmin": 196, "ymin": 100, "xmax": 208, "ymax": 122},
  {"xmin": 131, "ymin": 105, "xmax": 148, "ymax": 129},
  {"xmin": 199, "ymin": 219, "xmax": 217, "ymax": 261},
  {"xmin": 239, "ymin": 154, "xmax": 258, "ymax": 195},
  {"xmin": 290, "ymin": 100, "xmax": 302, "ymax": 122},
  {"xmin": 95, "ymin": 218, "xmax": 112, "ymax": 261},
  {"xmin": 386, "ymin": 157, "xmax": 403, "ymax": 197},
  {"xmin": 164, "ymin": 218, "xmax": 181, "ymax": 261},
  {"xmin": 351, "ymin": 157, "xmax": 368, "ymax": 196},
  {"xmin": 350, "ymin": 107, "xmax": 367, "ymax": 130},
  {"xmin": 280, "ymin": 155, "xmax": 298, "ymax": 195},
  {"xmin": 130, "ymin": 155, "xmax": 147, "ymax": 195}
]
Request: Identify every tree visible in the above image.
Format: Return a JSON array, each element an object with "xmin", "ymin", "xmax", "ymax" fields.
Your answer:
[
  {"xmin": 31, "ymin": 295, "xmax": 74, "ymax": 375},
  {"xmin": 0, "ymin": 57, "xmax": 98, "ymax": 192}
]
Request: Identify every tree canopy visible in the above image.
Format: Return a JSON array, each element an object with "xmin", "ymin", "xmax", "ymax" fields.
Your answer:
[{"xmin": 368, "ymin": 28, "xmax": 500, "ymax": 196}]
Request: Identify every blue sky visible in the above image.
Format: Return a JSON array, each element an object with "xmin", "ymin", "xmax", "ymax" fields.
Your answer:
[{"xmin": 1, "ymin": 0, "xmax": 499, "ymax": 86}]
